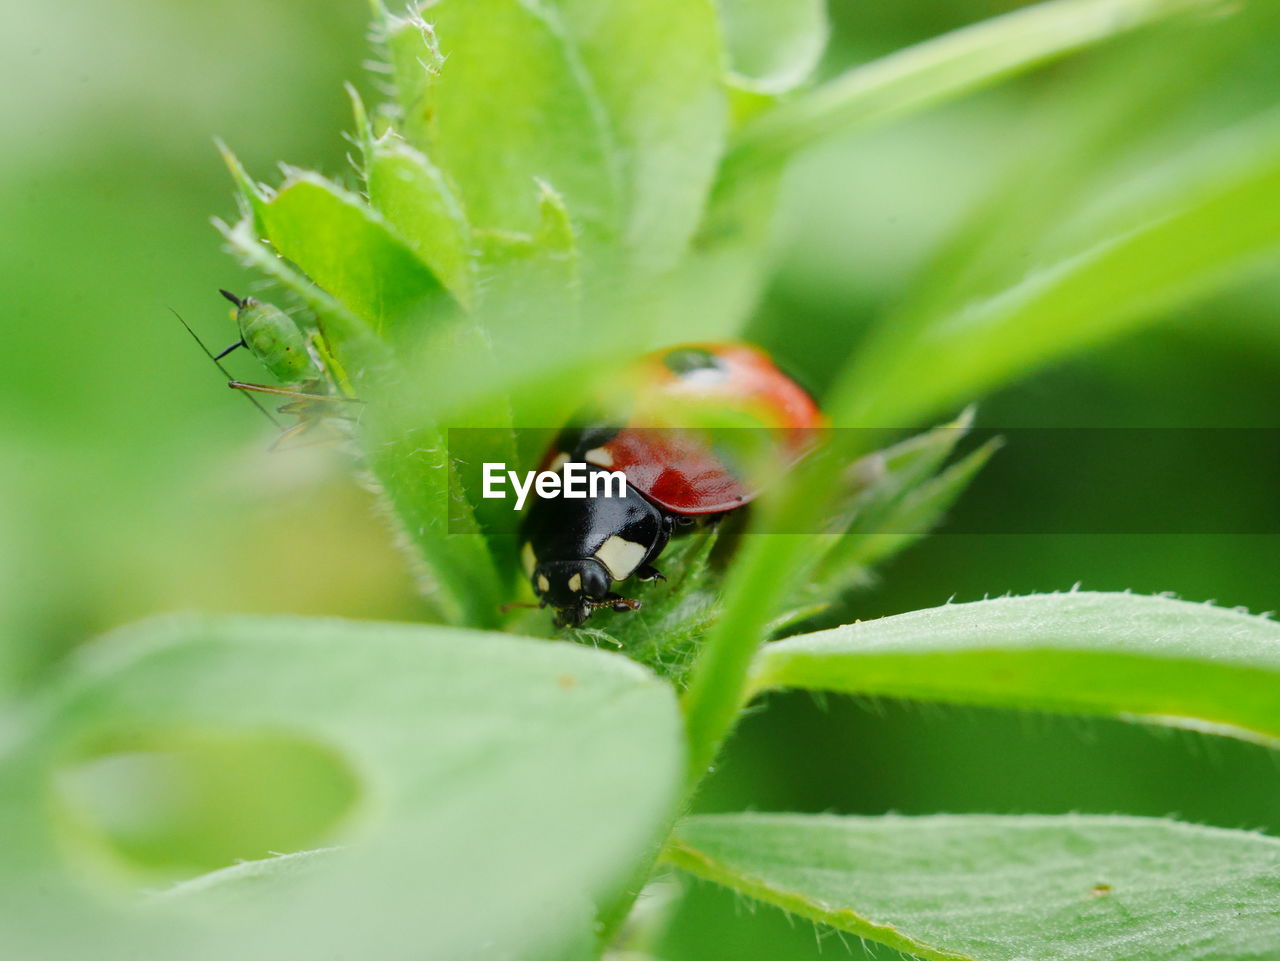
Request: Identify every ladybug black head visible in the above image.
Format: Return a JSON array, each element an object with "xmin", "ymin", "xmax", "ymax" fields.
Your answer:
[{"xmin": 532, "ymin": 558, "xmax": 612, "ymax": 625}]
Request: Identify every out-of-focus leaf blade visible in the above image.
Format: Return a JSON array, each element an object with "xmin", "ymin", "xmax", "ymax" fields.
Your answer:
[
  {"xmin": 669, "ymin": 813, "xmax": 1280, "ymax": 961},
  {"xmin": 725, "ymin": 0, "xmax": 1221, "ymax": 177},
  {"xmin": 822, "ymin": 436, "xmax": 1001, "ymax": 581},
  {"xmin": 682, "ymin": 105, "xmax": 1280, "ymax": 776},
  {"xmin": 363, "ymin": 417, "xmax": 504, "ymax": 627},
  {"xmin": 367, "ymin": 137, "xmax": 476, "ymax": 307},
  {"xmin": 832, "ymin": 110, "xmax": 1280, "ymax": 428},
  {"xmin": 717, "ymin": 0, "xmax": 828, "ymax": 94},
  {"xmin": 259, "ymin": 173, "xmax": 447, "ymax": 338},
  {"xmin": 220, "ymin": 210, "xmax": 496, "ymax": 624},
  {"xmin": 152, "ymin": 849, "xmax": 337, "ymax": 908},
  {"xmin": 547, "ymin": 0, "xmax": 728, "ymax": 270},
  {"xmin": 0, "ymin": 615, "xmax": 684, "ymax": 961},
  {"xmin": 377, "ymin": 3, "xmax": 445, "ymax": 145},
  {"xmin": 752, "ymin": 592, "xmax": 1280, "ymax": 747},
  {"xmin": 387, "ymin": 0, "xmax": 621, "ymax": 243}
]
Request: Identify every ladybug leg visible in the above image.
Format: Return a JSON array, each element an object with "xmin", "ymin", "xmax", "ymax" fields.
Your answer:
[
  {"xmin": 597, "ymin": 593, "xmax": 641, "ymax": 614},
  {"xmin": 635, "ymin": 564, "xmax": 666, "ymax": 582}
]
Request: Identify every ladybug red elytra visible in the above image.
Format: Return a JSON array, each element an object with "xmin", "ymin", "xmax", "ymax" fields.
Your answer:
[{"xmin": 520, "ymin": 342, "xmax": 822, "ymax": 626}]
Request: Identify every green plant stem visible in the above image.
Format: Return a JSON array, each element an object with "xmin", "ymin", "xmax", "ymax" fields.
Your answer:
[
  {"xmin": 680, "ymin": 504, "xmax": 854, "ymax": 785},
  {"xmin": 724, "ymin": 0, "xmax": 1221, "ymax": 179}
]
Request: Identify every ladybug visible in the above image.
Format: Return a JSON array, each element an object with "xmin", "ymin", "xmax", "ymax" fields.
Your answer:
[{"xmin": 520, "ymin": 342, "xmax": 822, "ymax": 626}]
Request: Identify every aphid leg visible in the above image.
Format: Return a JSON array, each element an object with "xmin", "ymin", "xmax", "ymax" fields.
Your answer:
[
  {"xmin": 268, "ymin": 420, "xmax": 315, "ymax": 452},
  {"xmin": 635, "ymin": 564, "xmax": 666, "ymax": 582},
  {"xmin": 228, "ymin": 381, "xmax": 363, "ymax": 404},
  {"xmin": 168, "ymin": 306, "xmax": 282, "ymax": 428},
  {"xmin": 272, "ymin": 401, "xmax": 358, "ymax": 427},
  {"xmin": 306, "ymin": 328, "xmax": 356, "ymax": 398}
]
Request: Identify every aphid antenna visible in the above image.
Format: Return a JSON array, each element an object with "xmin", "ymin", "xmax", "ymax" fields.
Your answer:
[
  {"xmin": 167, "ymin": 306, "xmax": 283, "ymax": 428},
  {"xmin": 218, "ymin": 288, "xmax": 246, "ymax": 309},
  {"xmin": 214, "ymin": 339, "xmax": 247, "ymax": 360}
]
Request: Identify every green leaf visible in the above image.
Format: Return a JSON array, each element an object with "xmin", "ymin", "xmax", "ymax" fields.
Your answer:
[
  {"xmin": 220, "ymin": 207, "xmax": 495, "ymax": 623},
  {"xmin": 751, "ymin": 592, "xmax": 1280, "ymax": 748},
  {"xmin": 376, "ymin": 3, "xmax": 445, "ymax": 145},
  {"xmin": 216, "ymin": 142, "xmax": 270, "ymax": 234},
  {"xmin": 819, "ymin": 435, "xmax": 1002, "ymax": 583},
  {"xmin": 0, "ymin": 615, "xmax": 684, "ymax": 961},
  {"xmin": 717, "ymin": 0, "xmax": 828, "ymax": 94},
  {"xmin": 682, "ymin": 93, "xmax": 1279, "ymax": 780},
  {"xmin": 366, "ymin": 417, "xmax": 506, "ymax": 627},
  {"xmin": 367, "ymin": 136, "xmax": 476, "ymax": 307},
  {"xmin": 849, "ymin": 412, "xmax": 979, "ymax": 522},
  {"xmin": 534, "ymin": 179, "xmax": 578, "ymax": 263},
  {"xmin": 152, "ymin": 849, "xmax": 337, "ymax": 907},
  {"xmin": 668, "ymin": 813, "xmax": 1280, "ymax": 961},
  {"xmin": 564, "ymin": 525, "xmax": 727, "ymax": 683},
  {"xmin": 725, "ymin": 0, "xmax": 1220, "ymax": 177},
  {"xmin": 803, "ymin": 412, "xmax": 978, "ymax": 581},
  {"xmin": 472, "ymin": 180, "xmax": 582, "ymax": 293},
  {"xmin": 546, "ymin": 0, "xmax": 728, "ymax": 270},
  {"xmin": 259, "ymin": 172, "xmax": 448, "ymax": 339},
  {"xmin": 385, "ymin": 0, "xmax": 621, "ymax": 243},
  {"xmin": 832, "ymin": 109, "xmax": 1280, "ymax": 427},
  {"xmin": 762, "ymin": 424, "xmax": 999, "ymax": 634}
]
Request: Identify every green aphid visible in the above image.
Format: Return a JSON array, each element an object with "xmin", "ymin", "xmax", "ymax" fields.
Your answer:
[
  {"xmin": 197, "ymin": 291, "xmax": 359, "ymax": 448},
  {"xmin": 217, "ymin": 289, "xmax": 323, "ymax": 384}
]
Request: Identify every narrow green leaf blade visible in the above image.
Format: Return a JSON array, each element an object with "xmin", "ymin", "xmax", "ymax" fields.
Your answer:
[
  {"xmin": 752, "ymin": 592, "xmax": 1280, "ymax": 747},
  {"xmin": 830, "ymin": 103, "xmax": 1280, "ymax": 429},
  {"xmin": 826, "ymin": 436, "xmax": 1002, "ymax": 577},
  {"xmin": 726, "ymin": 0, "xmax": 1221, "ymax": 176},
  {"xmin": 669, "ymin": 813, "xmax": 1280, "ymax": 961},
  {"xmin": 1, "ymin": 615, "xmax": 684, "ymax": 961}
]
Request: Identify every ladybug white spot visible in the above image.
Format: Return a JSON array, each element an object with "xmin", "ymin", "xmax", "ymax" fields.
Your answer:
[
  {"xmin": 584, "ymin": 446, "xmax": 614, "ymax": 468},
  {"xmin": 521, "ymin": 542, "xmax": 537, "ymax": 577},
  {"xmin": 537, "ymin": 574, "xmax": 551, "ymax": 593},
  {"xmin": 595, "ymin": 535, "xmax": 646, "ymax": 581},
  {"xmin": 568, "ymin": 572, "xmax": 582, "ymax": 593},
  {"xmin": 549, "ymin": 452, "xmax": 570, "ymax": 473}
]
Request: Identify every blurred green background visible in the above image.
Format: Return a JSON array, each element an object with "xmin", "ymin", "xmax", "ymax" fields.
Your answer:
[{"xmin": 2, "ymin": 1, "xmax": 1277, "ymax": 957}]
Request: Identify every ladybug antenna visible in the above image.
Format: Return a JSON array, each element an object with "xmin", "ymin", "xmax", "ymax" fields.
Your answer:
[
  {"xmin": 168, "ymin": 305, "xmax": 282, "ymax": 429},
  {"xmin": 219, "ymin": 288, "xmax": 245, "ymax": 309},
  {"xmin": 499, "ymin": 601, "xmax": 541, "ymax": 613}
]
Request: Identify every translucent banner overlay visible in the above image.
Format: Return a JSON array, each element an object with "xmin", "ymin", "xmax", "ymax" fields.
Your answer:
[{"xmin": 447, "ymin": 427, "xmax": 1280, "ymax": 535}]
